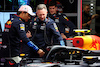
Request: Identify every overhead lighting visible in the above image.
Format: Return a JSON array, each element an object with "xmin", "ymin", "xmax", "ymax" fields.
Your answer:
[
  {"xmin": 91, "ymin": 10, "xmax": 93, "ymax": 12},
  {"xmin": 91, "ymin": 13, "xmax": 93, "ymax": 15},
  {"xmin": 91, "ymin": 7, "xmax": 93, "ymax": 9},
  {"xmin": 91, "ymin": 3, "xmax": 93, "ymax": 6}
]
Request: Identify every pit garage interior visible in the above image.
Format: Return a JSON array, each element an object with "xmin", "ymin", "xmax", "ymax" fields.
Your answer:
[{"xmin": 0, "ymin": 0, "xmax": 100, "ymax": 67}]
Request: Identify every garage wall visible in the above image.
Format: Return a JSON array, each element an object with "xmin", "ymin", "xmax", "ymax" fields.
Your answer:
[{"xmin": 82, "ymin": 0, "xmax": 96, "ymax": 34}]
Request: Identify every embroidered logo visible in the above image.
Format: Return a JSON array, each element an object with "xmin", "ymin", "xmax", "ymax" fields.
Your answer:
[{"xmin": 20, "ymin": 24, "xmax": 25, "ymax": 31}]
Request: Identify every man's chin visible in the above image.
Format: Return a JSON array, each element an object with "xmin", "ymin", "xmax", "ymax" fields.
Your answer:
[
  {"xmin": 41, "ymin": 19, "xmax": 44, "ymax": 21},
  {"xmin": 25, "ymin": 20, "xmax": 28, "ymax": 22},
  {"xmin": 51, "ymin": 13, "xmax": 54, "ymax": 15}
]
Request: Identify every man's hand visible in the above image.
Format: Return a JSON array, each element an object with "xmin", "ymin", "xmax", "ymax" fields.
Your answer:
[
  {"xmin": 91, "ymin": 14, "xmax": 99, "ymax": 20},
  {"xmin": 61, "ymin": 33, "xmax": 67, "ymax": 39},
  {"xmin": 26, "ymin": 30, "xmax": 32, "ymax": 38},
  {"xmin": 87, "ymin": 20, "xmax": 92, "ymax": 25},
  {"xmin": 37, "ymin": 49, "xmax": 45, "ymax": 57}
]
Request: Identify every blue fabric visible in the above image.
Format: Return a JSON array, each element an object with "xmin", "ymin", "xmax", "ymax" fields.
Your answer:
[
  {"xmin": 31, "ymin": 17, "xmax": 63, "ymax": 46},
  {"xmin": 48, "ymin": 13, "xmax": 76, "ymax": 36},
  {"xmin": 27, "ymin": 41, "xmax": 39, "ymax": 51},
  {"xmin": 60, "ymin": 40, "xmax": 65, "ymax": 46}
]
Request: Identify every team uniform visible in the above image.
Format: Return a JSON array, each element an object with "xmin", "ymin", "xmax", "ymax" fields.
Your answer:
[
  {"xmin": 48, "ymin": 12, "xmax": 76, "ymax": 45},
  {"xmin": 48, "ymin": 12, "xmax": 76, "ymax": 37},
  {"xmin": 30, "ymin": 17, "xmax": 65, "ymax": 58},
  {"xmin": 20, "ymin": 19, "xmax": 32, "ymax": 57},
  {"xmin": 2, "ymin": 14, "xmax": 39, "ymax": 67}
]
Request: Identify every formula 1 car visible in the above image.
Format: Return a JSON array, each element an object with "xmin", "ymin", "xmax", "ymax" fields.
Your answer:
[
  {"xmin": 45, "ymin": 45, "xmax": 100, "ymax": 66},
  {"xmin": 72, "ymin": 29, "xmax": 100, "ymax": 50},
  {"xmin": 39, "ymin": 29, "xmax": 100, "ymax": 67},
  {"xmin": 24, "ymin": 45, "xmax": 100, "ymax": 67},
  {"xmin": 1, "ymin": 29, "xmax": 100, "ymax": 67}
]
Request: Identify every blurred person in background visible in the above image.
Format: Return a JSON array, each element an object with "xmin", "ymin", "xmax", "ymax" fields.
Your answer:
[
  {"xmin": 48, "ymin": 1, "xmax": 76, "ymax": 45},
  {"xmin": 82, "ymin": 4, "xmax": 99, "ymax": 29}
]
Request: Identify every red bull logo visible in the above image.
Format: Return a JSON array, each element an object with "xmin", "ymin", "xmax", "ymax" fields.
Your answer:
[{"xmin": 73, "ymin": 35, "xmax": 100, "ymax": 50}]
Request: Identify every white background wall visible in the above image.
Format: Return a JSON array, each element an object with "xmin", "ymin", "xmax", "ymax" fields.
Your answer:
[{"xmin": 0, "ymin": 12, "xmax": 17, "ymax": 32}]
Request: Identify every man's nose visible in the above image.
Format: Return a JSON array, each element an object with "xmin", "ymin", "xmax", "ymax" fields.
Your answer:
[{"xmin": 41, "ymin": 15, "xmax": 44, "ymax": 18}]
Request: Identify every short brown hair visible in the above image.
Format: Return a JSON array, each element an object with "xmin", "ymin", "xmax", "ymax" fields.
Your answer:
[
  {"xmin": 49, "ymin": 1, "xmax": 57, "ymax": 7},
  {"xmin": 36, "ymin": 4, "xmax": 47, "ymax": 11},
  {"xmin": 83, "ymin": 4, "xmax": 90, "ymax": 9}
]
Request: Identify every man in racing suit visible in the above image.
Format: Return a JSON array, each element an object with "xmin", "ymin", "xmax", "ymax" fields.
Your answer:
[{"xmin": 2, "ymin": 5, "xmax": 45, "ymax": 67}]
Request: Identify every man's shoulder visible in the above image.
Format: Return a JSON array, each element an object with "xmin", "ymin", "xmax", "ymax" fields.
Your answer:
[
  {"xmin": 12, "ymin": 18, "xmax": 24, "ymax": 26},
  {"xmin": 58, "ymin": 13, "xmax": 69, "ymax": 21},
  {"xmin": 48, "ymin": 17, "xmax": 55, "ymax": 22},
  {"xmin": 58, "ymin": 13, "xmax": 68, "ymax": 18},
  {"xmin": 45, "ymin": 17, "xmax": 55, "ymax": 25},
  {"xmin": 57, "ymin": 13, "xmax": 65, "ymax": 16}
]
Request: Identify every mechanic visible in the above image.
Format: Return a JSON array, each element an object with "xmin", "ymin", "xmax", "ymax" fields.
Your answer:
[
  {"xmin": 2, "ymin": 5, "xmax": 45, "ymax": 67},
  {"xmin": 48, "ymin": 1, "xmax": 76, "ymax": 45},
  {"xmin": 82, "ymin": 4, "xmax": 99, "ymax": 29},
  {"xmin": 30, "ymin": 4, "xmax": 65, "ymax": 58}
]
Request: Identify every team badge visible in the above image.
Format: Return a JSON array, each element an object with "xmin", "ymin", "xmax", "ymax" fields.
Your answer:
[
  {"xmin": 40, "ymin": 26, "xmax": 45, "ymax": 30},
  {"xmin": 11, "ymin": 18, "xmax": 14, "ymax": 20},
  {"xmin": 7, "ymin": 21, "xmax": 12, "ymax": 25},
  {"xmin": 53, "ymin": 23, "xmax": 59, "ymax": 32},
  {"xmin": 34, "ymin": 18, "xmax": 36, "ymax": 21},
  {"xmin": 19, "ymin": 18, "xmax": 22, "ymax": 21},
  {"xmin": 58, "ymin": 13, "xmax": 61, "ymax": 15},
  {"xmin": 20, "ymin": 24, "xmax": 25, "ymax": 31},
  {"xmin": 4, "ymin": 29, "xmax": 9, "ymax": 32},
  {"xmin": 32, "ymin": 22, "xmax": 37, "ymax": 29},
  {"xmin": 63, "ymin": 16, "xmax": 69, "ymax": 21},
  {"xmin": 43, "ymin": 23, "xmax": 46, "ymax": 26},
  {"xmin": 65, "ymin": 27, "xmax": 70, "ymax": 33},
  {"xmin": 34, "ymin": 22, "xmax": 37, "ymax": 25},
  {"xmin": 55, "ymin": 17, "xmax": 59, "ymax": 23}
]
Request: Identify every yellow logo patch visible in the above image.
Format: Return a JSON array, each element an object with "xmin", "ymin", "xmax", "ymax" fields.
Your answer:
[
  {"xmin": 63, "ymin": 16, "xmax": 69, "ymax": 21},
  {"xmin": 7, "ymin": 21, "xmax": 12, "ymax": 25},
  {"xmin": 20, "ymin": 24, "xmax": 25, "ymax": 31}
]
